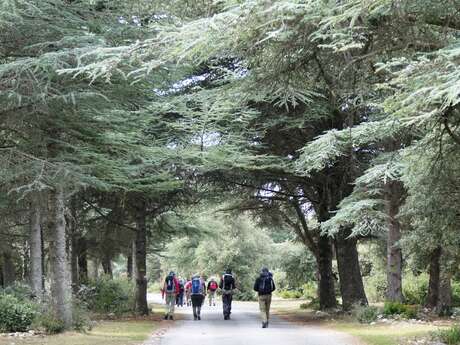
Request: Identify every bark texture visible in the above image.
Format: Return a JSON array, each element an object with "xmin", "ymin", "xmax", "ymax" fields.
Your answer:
[
  {"xmin": 426, "ymin": 247, "xmax": 441, "ymax": 308},
  {"xmin": 29, "ymin": 196, "xmax": 43, "ymax": 299},
  {"xmin": 70, "ymin": 233, "xmax": 79, "ymax": 292},
  {"xmin": 49, "ymin": 187, "xmax": 73, "ymax": 328},
  {"xmin": 134, "ymin": 205, "xmax": 149, "ymax": 315},
  {"xmin": 385, "ymin": 181, "xmax": 404, "ymax": 302},
  {"xmin": 317, "ymin": 236, "xmax": 337, "ymax": 309},
  {"xmin": 127, "ymin": 251, "xmax": 133, "ymax": 279},
  {"xmin": 436, "ymin": 252, "xmax": 453, "ymax": 316},
  {"xmin": 131, "ymin": 240, "xmax": 137, "ymax": 282},
  {"xmin": 335, "ymin": 228, "xmax": 368, "ymax": 310}
]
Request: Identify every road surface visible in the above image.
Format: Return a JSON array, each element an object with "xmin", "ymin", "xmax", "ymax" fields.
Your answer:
[{"xmin": 147, "ymin": 294, "xmax": 362, "ymax": 345}]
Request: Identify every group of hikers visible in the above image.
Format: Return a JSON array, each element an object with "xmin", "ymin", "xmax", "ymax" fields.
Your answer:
[{"xmin": 161, "ymin": 268, "xmax": 276, "ymax": 328}]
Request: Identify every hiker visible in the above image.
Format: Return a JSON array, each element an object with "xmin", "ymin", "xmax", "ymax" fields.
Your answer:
[
  {"xmin": 176, "ymin": 278, "xmax": 185, "ymax": 307},
  {"xmin": 219, "ymin": 269, "xmax": 236, "ymax": 320},
  {"xmin": 254, "ymin": 267, "xmax": 276, "ymax": 328},
  {"xmin": 185, "ymin": 279, "xmax": 192, "ymax": 306},
  {"xmin": 161, "ymin": 271, "xmax": 180, "ymax": 320},
  {"xmin": 190, "ymin": 273, "xmax": 206, "ymax": 320},
  {"xmin": 207, "ymin": 277, "xmax": 218, "ymax": 306}
]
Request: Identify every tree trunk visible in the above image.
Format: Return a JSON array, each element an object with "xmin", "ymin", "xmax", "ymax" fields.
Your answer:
[
  {"xmin": 127, "ymin": 251, "xmax": 133, "ymax": 279},
  {"xmin": 2, "ymin": 252, "xmax": 15, "ymax": 286},
  {"xmin": 29, "ymin": 196, "xmax": 43, "ymax": 299},
  {"xmin": 49, "ymin": 186, "xmax": 73, "ymax": 328},
  {"xmin": 78, "ymin": 238, "xmax": 88, "ymax": 284},
  {"xmin": 41, "ymin": 224, "xmax": 46, "ymax": 291},
  {"xmin": 92, "ymin": 258, "xmax": 99, "ymax": 280},
  {"xmin": 131, "ymin": 240, "xmax": 137, "ymax": 283},
  {"xmin": 335, "ymin": 228, "xmax": 368, "ymax": 310},
  {"xmin": 134, "ymin": 205, "xmax": 149, "ymax": 315},
  {"xmin": 316, "ymin": 236, "xmax": 337, "ymax": 309},
  {"xmin": 101, "ymin": 254, "xmax": 113, "ymax": 278},
  {"xmin": 21, "ymin": 240, "xmax": 29, "ymax": 281},
  {"xmin": 384, "ymin": 181, "xmax": 404, "ymax": 302},
  {"xmin": 70, "ymin": 233, "xmax": 79, "ymax": 292},
  {"xmin": 436, "ymin": 253, "xmax": 453, "ymax": 316},
  {"xmin": 426, "ymin": 247, "xmax": 441, "ymax": 308},
  {"xmin": 69, "ymin": 198, "xmax": 79, "ymax": 292}
]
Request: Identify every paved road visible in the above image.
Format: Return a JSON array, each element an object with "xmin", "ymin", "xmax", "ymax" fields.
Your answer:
[{"xmin": 148, "ymin": 294, "xmax": 361, "ymax": 345}]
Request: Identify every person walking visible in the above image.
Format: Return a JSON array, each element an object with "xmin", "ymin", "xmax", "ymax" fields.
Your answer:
[
  {"xmin": 190, "ymin": 273, "xmax": 206, "ymax": 320},
  {"xmin": 176, "ymin": 278, "xmax": 185, "ymax": 307},
  {"xmin": 184, "ymin": 278, "xmax": 192, "ymax": 306},
  {"xmin": 219, "ymin": 269, "xmax": 236, "ymax": 320},
  {"xmin": 161, "ymin": 271, "xmax": 180, "ymax": 320},
  {"xmin": 254, "ymin": 267, "xmax": 276, "ymax": 328},
  {"xmin": 207, "ymin": 277, "xmax": 218, "ymax": 306}
]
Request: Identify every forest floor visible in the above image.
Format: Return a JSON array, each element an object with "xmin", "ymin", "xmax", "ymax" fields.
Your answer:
[{"xmin": 271, "ymin": 299, "xmax": 453, "ymax": 345}]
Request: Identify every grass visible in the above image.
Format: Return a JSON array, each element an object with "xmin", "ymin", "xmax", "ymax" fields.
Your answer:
[
  {"xmin": 270, "ymin": 298, "xmax": 449, "ymax": 345},
  {"xmin": 332, "ymin": 322, "xmax": 442, "ymax": 345},
  {"xmin": 0, "ymin": 320, "xmax": 157, "ymax": 345}
]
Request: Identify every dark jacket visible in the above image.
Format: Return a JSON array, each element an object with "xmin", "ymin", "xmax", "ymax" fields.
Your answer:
[{"xmin": 254, "ymin": 272, "xmax": 275, "ymax": 296}]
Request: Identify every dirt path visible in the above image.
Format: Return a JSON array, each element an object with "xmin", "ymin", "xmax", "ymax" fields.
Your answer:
[{"xmin": 146, "ymin": 294, "xmax": 361, "ymax": 345}]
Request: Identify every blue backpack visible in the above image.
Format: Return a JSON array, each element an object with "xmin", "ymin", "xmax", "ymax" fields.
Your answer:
[{"xmin": 191, "ymin": 277, "xmax": 202, "ymax": 294}]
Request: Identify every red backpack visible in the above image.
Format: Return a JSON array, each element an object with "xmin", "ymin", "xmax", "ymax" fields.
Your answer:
[{"xmin": 209, "ymin": 281, "xmax": 218, "ymax": 291}]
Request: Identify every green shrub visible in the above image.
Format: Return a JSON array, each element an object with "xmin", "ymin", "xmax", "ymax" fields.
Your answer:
[
  {"xmin": 403, "ymin": 273, "xmax": 428, "ymax": 305},
  {"xmin": 0, "ymin": 294, "xmax": 37, "ymax": 332},
  {"xmin": 364, "ymin": 271, "xmax": 387, "ymax": 303},
  {"xmin": 352, "ymin": 304, "xmax": 379, "ymax": 324},
  {"xmin": 77, "ymin": 277, "xmax": 135, "ymax": 315},
  {"xmin": 452, "ymin": 282, "xmax": 460, "ymax": 307},
  {"xmin": 383, "ymin": 301, "xmax": 418, "ymax": 319},
  {"xmin": 0, "ymin": 283, "xmax": 34, "ymax": 301},
  {"xmin": 433, "ymin": 325, "xmax": 460, "ymax": 345},
  {"xmin": 72, "ymin": 303, "xmax": 93, "ymax": 332},
  {"xmin": 305, "ymin": 297, "xmax": 320, "ymax": 310},
  {"xmin": 234, "ymin": 290, "xmax": 256, "ymax": 301},
  {"xmin": 37, "ymin": 312, "xmax": 66, "ymax": 334},
  {"xmin": 278, "ymin": 289, "xmax": 303, "ymax": 299},
  {"xmin": 301, "ymin": 282, "xmax": 317, "ymax": 300}
]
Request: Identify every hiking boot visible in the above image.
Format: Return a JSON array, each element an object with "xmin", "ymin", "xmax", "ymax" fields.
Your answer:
[
  {"xmin": 194, "ymin": 315, "xmax": 197, "ymax": 320},
  {"xmin": 164, "ymin": 314, "xmax": 168, "ymax": 320},
  {"xmin": 198, "ymin": 316, "xmax": 201, "ymax": 320},
  {"xmin": 262, "ymin": 322, "xmax": 267, "ymax": 328},
  {"xmin": 169, "ymin": 315, "xmax": 174, "ymax": 320}
]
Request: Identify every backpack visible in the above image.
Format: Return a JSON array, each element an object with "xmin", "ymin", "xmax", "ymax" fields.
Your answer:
[
  {"xmin": 191, "ymin": 277, "xmax": 202, "ymax": 294},
  {"xmin": 179, "ymin": 280, "xmax": 185, "ymax": 293},
  {"xmin": 222, "ymin": 274, "xmax": 234, "ymax": 291},
  {"xmin": 209, "ymin": 281, "xmax": 218, "ymax": 291},
  {"xmin": 258, "ymin": 275, "xmax": 273, "ymax": 295},
  {"xmin": 165, "ymin": 275, "xmax": 175, "ymax": 293}
]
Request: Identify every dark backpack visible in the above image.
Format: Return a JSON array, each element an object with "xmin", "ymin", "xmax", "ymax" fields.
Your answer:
[
  {"xmin": 165, "ymin": 275, "xmax": 175, "ymax": 293},
  {"xmin": 258, "ymin": 275, "xmax": 273, "ymax": 295},
  {"xmin": 222, "ymin": 274, "xmax": 234, "ymax": 290}
]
